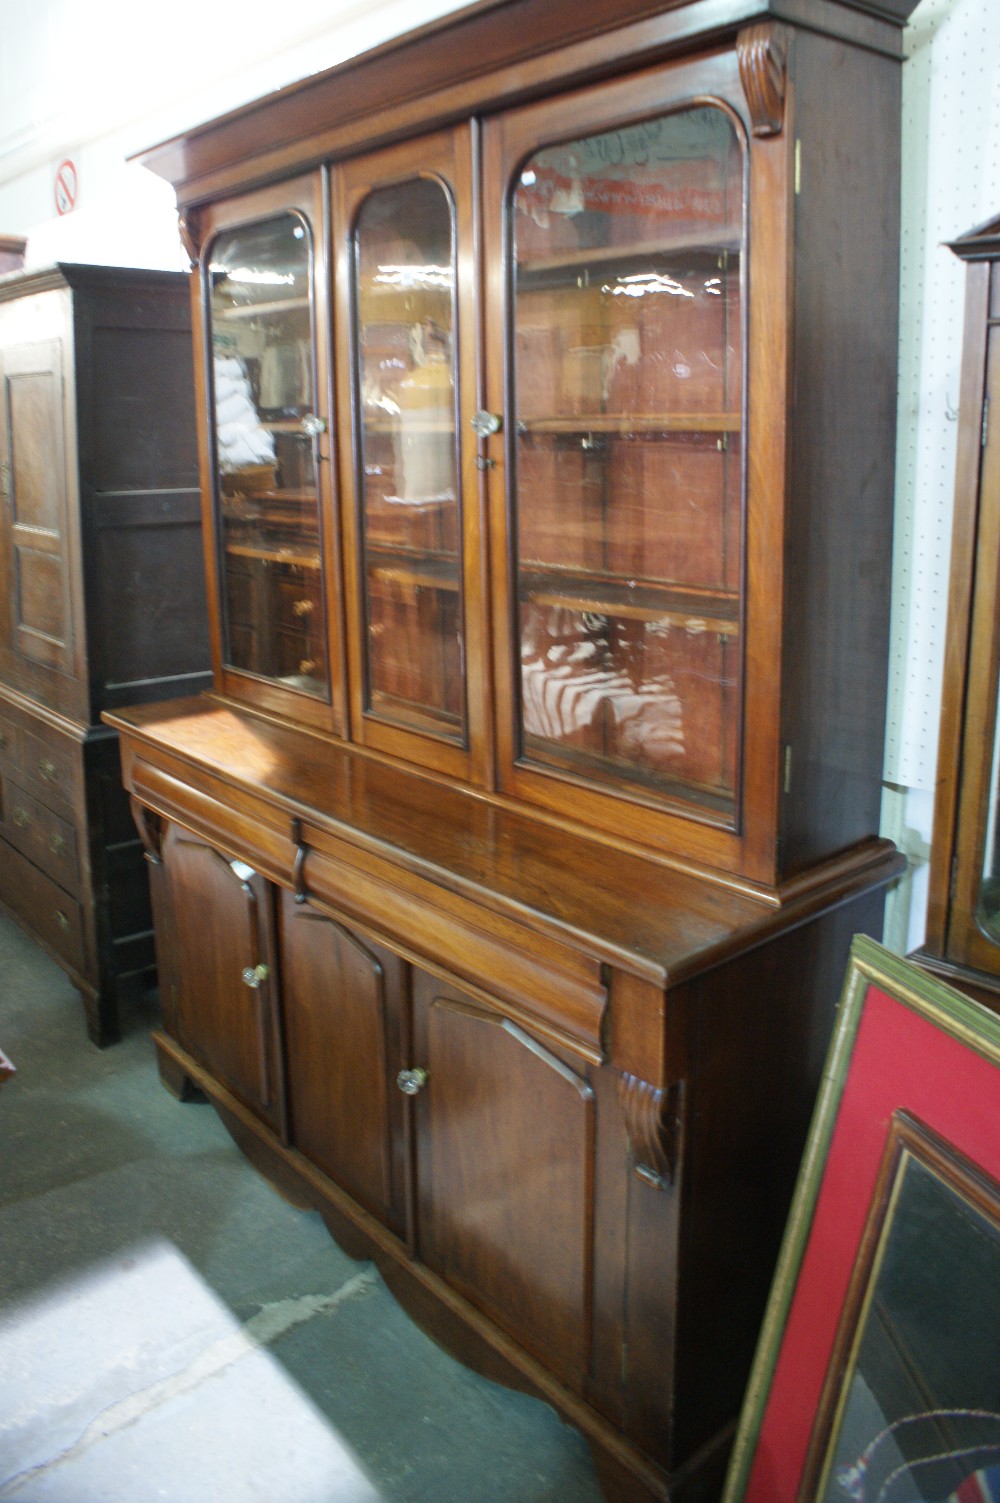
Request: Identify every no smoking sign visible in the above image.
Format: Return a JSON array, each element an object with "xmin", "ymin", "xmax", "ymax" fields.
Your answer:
[{"xmin": 54, "ymin": 159, "xmax": 78, "ymax": 216}]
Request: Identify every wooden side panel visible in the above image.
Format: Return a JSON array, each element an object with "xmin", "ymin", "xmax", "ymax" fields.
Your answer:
[
  {"xmin": 412, "ymin": 971, "xmax": 595, "ymax": 1391},
  {"xmin": 161, "ymin": 823, "xmax": 281, "ymax": 1130},
  {"xmin": 279, "ymin": 891, "xmax": 404, "ymax": 1231}
]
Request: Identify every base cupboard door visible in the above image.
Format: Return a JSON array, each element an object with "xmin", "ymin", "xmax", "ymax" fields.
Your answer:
[
  {"xmin": 278, "ymin": 892, "xmax": 406, "ymax": 1233},
  {"xmin": 410, "ymin": 970, "xmax": 596, "ymax": 1391},
  {"xmin": 158, "ymin": 823, "xmax": 284, "ymax": 1133}
]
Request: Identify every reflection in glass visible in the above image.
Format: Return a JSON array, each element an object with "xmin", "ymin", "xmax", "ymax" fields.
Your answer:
[
  {"xmin": 208, "ymin": 213, "xmax": 328, "ymax": 698},
  {"xmin": 511, "ymin": 105, "xmax": 743, "ymax": 815},
  {"xmin": 352, "ymin": 177, "xmax": 465, "ymax": 743},
  {"xmin": 977, "ymin": 658, "xmax": 1000, "ymax": 943}
]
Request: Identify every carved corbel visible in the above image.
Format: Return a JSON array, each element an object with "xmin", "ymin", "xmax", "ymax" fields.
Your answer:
[
  {"xmin": 177, "ymin": 208, "xmax": 203, "ymax": 269},
  {"xmin": 737, "ymin": 22, "xmax": 789, "ymax": 138},
  {"xmin": 290, "ymin": 816, "xmax": 310, "ymax": 904},
  {"xmin": 131, "ymin": 799, "xmax": 165, "ymax": 865},
  {"xmin": 619, "ymin": 1072, "xmax": 684, "ymax": 1189}
]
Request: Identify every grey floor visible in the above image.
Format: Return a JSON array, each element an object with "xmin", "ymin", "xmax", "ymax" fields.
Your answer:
[{"xmin": 0, "ymin": 910, "xmax": 605, "ymax": 1502}]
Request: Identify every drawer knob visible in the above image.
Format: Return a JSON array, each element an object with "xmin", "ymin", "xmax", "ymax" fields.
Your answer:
[
  {"xmin": 54, "ymin": 910, "xmax": 70, "ymax": 932},
  {"xmin": 241, "ymin": 963, "xmax": 269, "ymax": 989},
  {"xmin": 396, "ymin": 1067, "xmax": 428, "ymax": 1097},
  {"xmin": 12, "ymin": 806, "xmax": 30, "ymax": 828},
  {"xmin": 49, "ymin": 833, "xmax": 66, "ymax": 856},
  {"xmin": 292, "ymin": 598, "xmax": 314, "ymax": 617},
  {"xmin": 38, "ymin": 759, "xmax": 58, "ymax": 783}
]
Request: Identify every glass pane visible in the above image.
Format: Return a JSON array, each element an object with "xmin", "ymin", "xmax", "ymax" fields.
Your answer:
[
  {"xmin": 208, "ymin": 213, "xmax": 328, "ymax": 698},
  {"xmin": 976, "ymin": 325, "xmax": 1000, "ymax": 944},
  {"xmin": 353, "ymin": 177, "xmax": 465, "ymax": 743},
  {"xmin": 511, "ymin": 106, "xmax": 744, "ymax": 815}
]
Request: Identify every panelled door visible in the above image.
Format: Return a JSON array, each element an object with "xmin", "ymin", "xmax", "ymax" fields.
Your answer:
[
  {"xmin": 0, "ymin": 337, "xmax": 76, "ymax": 685},
  {"xmin": 408, "ymin": 968, "xmax": 597, "ymax": 1391},
  {"xmin": 158, "ymin": 823, "xmax": 285, "ymax": 1135}
]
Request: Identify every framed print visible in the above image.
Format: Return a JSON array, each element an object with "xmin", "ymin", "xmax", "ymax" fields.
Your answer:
[{"xmin": 722, "ymin": 935, "xmax": 1000, "ymax": 1503}]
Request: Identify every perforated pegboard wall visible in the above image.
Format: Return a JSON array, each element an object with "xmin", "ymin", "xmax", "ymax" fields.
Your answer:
[{"xmin": 886, "ymin": 0, "xmax": 1000, "ymax": 790}]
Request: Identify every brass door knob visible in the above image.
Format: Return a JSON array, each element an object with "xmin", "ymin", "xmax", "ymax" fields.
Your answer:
[
  {"xmin": 396, "ymin": 1067, "xmax": 428, "ymax": 1096},
  {"xmin": 241, "ymin": 963, "xmax": 270, "ymax": 988}
]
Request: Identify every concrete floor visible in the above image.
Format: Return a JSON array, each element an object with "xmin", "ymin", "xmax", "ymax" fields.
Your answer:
[{"xmin": 0, "ymin": 910, "xmax": 605, "ymax": 1502}]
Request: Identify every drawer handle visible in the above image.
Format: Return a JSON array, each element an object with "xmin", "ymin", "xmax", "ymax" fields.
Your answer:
[
  {"xmin": 38, "ymin": 759, "xmax": 58, "ymax": 783},
  {"xmin": 54, "ymin": 910, "xmax": 70, "ymax": 932},
  {"xmin": 292, "ymin": 598, "xmax": 314, "ymax": 617},
  {"xmin": 397, "ymin": 1067, "xmax": 428, "ymax": 1097},
  {"xmin": 49, "ymin": 833, "xmax": 66, "ymax": 856},
  {"xmin": 12, "ymin": 806, "xmax": 31, "ymax": 829},
  {"xmin": 241, "ymin": 963, "xmax": 269, "ymax": 989}
]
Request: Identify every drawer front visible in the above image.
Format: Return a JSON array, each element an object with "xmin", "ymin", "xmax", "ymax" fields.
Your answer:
[
  {"xmin": 0, "ymin": 777, "xmax": 80, "ymax": 891},
  {"xmin": 0, "ymin": 835, "xmax": 86, "ymax": 973},
  {"xmin": 20, "ymin": 726, "xmax": 80, "ymax": 807},
  {"xmin": 0, "ymin": 708, "xmax": 20, "ymax": 769}
]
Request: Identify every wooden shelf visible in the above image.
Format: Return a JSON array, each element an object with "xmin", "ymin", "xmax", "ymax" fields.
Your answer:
[
  {"xmin": 520, "ymin": 567, "xmax": 739, "ymax": 632},
  {"xmin": 225, "ymin": 542, "xmax": 322, "ymax": 569},
  {"xmin": 367, "ymin": 546, "xmax": 461, "ymax": 592},
  {"xmin": 516, "ymin": 233, "xmax": 740, "ymax": 281},
  {"xmin": 215, "ymin": 295, "xmax": 311, "ymax": 320},
  {"xmin": 517, "ymin": 412, "xmax": 741, "ymax": 436}
]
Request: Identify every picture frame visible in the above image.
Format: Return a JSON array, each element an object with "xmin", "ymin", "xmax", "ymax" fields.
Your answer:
[{"xmin": 721, "ymin": 934, "xmax": 1000, "ymax": 1503}]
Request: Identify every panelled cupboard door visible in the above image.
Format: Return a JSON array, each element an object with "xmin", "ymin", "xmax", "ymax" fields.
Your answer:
[
  {"xmin": 196, "ymin": 174, "xmax": 345, "ymax": 736},
  {"xmin": 0, "ymin": 337, "xmax": 77, "ymax": 684},
  {"xmin": 482, "ymin": 51, "xmax": 787, "ymax": 879},
  {"xmin": 332, "ymin": 126, "xmax": 489, "ymax": 783},
  {"xmin": 278, "ymin": 892, "xmax": 405, "ymax": 1234},
  {"xmin": 158, "ymin": 823, "xmax": 284, "ymax": 1134},
  {"xmin": 410, "ymin": 971, "xmax": 596, "ymax": 1391}
]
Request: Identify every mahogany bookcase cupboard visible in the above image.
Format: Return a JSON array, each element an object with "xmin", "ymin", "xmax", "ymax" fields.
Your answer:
[
  {"xmin": 0, "ymin": 264, "xmax": 209, "ymax": 1045},
  {"xmin": 109, "ymin": 2, "xmax": 915, "ymax": 1497},
  {"xmin": 917, "ymin": 212, "xmax": 1000, "ymax": 1011}
]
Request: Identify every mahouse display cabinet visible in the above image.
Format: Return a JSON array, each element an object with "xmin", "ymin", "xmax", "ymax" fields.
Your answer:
[
  {"xmin": 0, "ymin": 264, "xmax": 210, "ymax": 1045},
  {"xmin": 107, "ymin": 2, "xmax": 916, "ymax": 1497},
  {"xmin": 916, "ymin": 212, "xmax": 1000, "ymax": 1010}
]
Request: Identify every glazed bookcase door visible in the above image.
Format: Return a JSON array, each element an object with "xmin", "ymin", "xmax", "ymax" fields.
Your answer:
[
  {"xmin": 943, "ymin": 281, "xmax": 1000, "ymax": 977},
  {"xmin": 199, "ymin": 176, "xmax": 344, "ymax": 735},
  {"xmin": 484, "ymin": 54, "xmax": 787, "ymax": 874},
  {"xmin": 333, "ymin": 127, "xmax": 487, "ymax": 783}
]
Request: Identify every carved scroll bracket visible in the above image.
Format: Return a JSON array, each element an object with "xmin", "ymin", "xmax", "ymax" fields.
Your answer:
[
  {"xmin": 131, "ymin": 798, "xmax": 165, "ymax": 865},
  {"xmin": 177, "ymin": 208, "xmax": 202, "ymax": 270},
  {"xmin": 620, "ymin": 1072, "xmax": 684, "ymax": 1190},
  {"xmin": 737, "ymin": 22, "xmax": 789, "ymax": 138},
  {"xmin": 290, "ymin": 816, "xmax": 310, "ymax": 904}
]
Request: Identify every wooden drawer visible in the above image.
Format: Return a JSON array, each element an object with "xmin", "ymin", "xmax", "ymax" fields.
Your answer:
[
  {"xmin": 0, "ymin": 835, "xmax": 86, "ymax": 973},
  {"xmin": 20, "ymin": 725, "xmax": 80, "ymax": 807},
  {"xmin": 0, "ymin": 707, "xmax": 20, "ymax": 769},
  {"xmin": 0, "ymin": 777, "xmax": 80, "ymax": 891}
]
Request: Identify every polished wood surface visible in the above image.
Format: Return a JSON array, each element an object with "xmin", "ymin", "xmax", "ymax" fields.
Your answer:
[{"xmin": 109, "ymin": 3, "xmax": 913, "ymax": 1497}]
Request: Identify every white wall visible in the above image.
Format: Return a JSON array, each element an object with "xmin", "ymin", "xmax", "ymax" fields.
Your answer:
[{"xmin": 1, "ymin": 0, "xmax": 997, "ymax": 953}]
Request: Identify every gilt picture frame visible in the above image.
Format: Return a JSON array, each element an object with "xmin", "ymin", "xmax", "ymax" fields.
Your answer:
[{"xmin": 722, "ymin": 935, "xmax": 1000, "ymax": 1503}]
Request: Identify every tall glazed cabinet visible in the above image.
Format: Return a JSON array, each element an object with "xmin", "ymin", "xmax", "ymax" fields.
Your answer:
[
  {"xmin": 0, "ymin": 264, "xmax": 210, "ymax": 1044},
  {"xmin": 108, "ymin": 3, "xmax": 914, "ymax": 1498}
]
